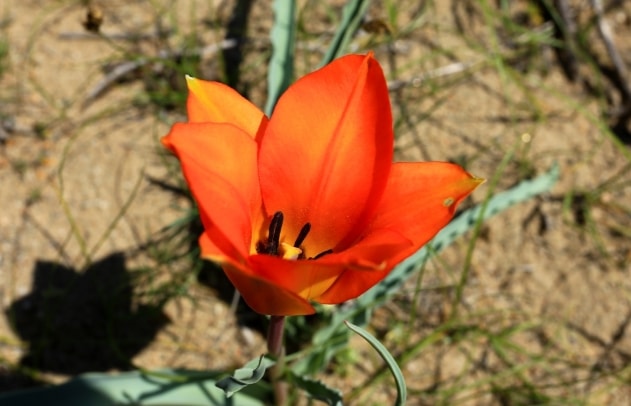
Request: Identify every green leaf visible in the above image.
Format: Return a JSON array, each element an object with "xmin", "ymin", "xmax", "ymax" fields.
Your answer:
[
  {"xmin": 215, "ymin": 355, "xmax": 276, "ymax": 398},
  {"xmin": 320, "ymin": 0, "xmax": 371, "ymax": 67},
  {"xmin": 0, "ymin": 369, "xmax": 267, "ymax": 405},
  {"xmin": 344, "ymin": 321, "xmax": 406, "ymax": 406},
  {"xmin": 289, "ymin": 372, "xmax": 343, "ymax": 406},
  {"xmin": 265, "ymin": 0, "xmax": 296, "ymax": 116}
]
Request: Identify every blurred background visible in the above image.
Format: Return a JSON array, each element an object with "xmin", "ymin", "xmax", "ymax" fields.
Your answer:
[{"xmin": 0, "ymin": 0, "xmax": 630, "ymax": 404}]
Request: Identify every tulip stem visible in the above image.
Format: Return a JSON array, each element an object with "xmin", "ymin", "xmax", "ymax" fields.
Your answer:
[
  {"xmin": 267, "ymin": 315, "xmax": 285, "ymax": 356},
  {"xmin": 267, "ymin": 315, "xmax": 287, "ymax": 405}
]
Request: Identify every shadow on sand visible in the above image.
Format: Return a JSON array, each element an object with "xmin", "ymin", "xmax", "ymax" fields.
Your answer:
[{"xmin": 6, "ymin": 252, "xmax": 169, "ymax": 376}]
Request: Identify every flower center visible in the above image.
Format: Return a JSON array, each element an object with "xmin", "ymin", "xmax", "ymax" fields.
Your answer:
[{"xmin": 256, "ymin": 211, "xmax": 333, "ymax": 260}]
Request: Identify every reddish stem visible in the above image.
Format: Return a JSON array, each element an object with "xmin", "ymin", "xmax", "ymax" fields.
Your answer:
[
  {"xmin": 267, "ymin": 315, "xmax": 287, "ymax": 405},
  {"xmin": 267, "ymin": 315, "xmax": 285, "ymax": 356}
]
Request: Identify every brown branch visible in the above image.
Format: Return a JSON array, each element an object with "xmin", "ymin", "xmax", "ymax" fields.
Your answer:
[{"xmin": 591, "ymin": 0, "xmax": 631, "ymax": 101}]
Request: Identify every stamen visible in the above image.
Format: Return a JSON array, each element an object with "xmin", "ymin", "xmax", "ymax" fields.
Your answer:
[
  {"xmin": 268, "ymin": 211, "xmax": 284, "ymax": 256},
  {"xmin": 256, "ymin": 241, "xmax": 266, "ymax": 254},
  {"xmin": 280, "ymin": 242, "xmax": 302, "ymax": 260},
  {"xmin": 312, "ymin": 249, "xmax": 333, "ymax": 260},
  {"xmin": 293, "ymin": 223, "xmax": 311, "ymax": 247}
]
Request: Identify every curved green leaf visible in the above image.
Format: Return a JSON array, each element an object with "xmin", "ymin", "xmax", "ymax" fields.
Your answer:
[
  {"xmin": 215, "ymin": 355, "xmax": 275, "ymax": 398},
  {"xmin": 345, "ymin": 321, "xmax": 406, "ymax": 406}
]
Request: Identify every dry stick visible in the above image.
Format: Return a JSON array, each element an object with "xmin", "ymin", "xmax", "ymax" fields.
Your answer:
[
  {"xmin": 556, "ymin": 0, "xmax": 576, "ymax": 37},
  {"xmin": 387, "ymin": 60, "xmax": 481, "ymax": 91},
  {"xmin": 58, "ymin": 32, "xmax": 169, "ymax": 40},
  {"xmin": 81, "ymin": 39, "xmax": 237, "ymax": 109},
  {"xmin": 591, "ymin": 0, "xmax": 631, "ymax": 102},
  {"xmin": 555, "ymin": 0, "xmax": 580, "ymax": 80}
]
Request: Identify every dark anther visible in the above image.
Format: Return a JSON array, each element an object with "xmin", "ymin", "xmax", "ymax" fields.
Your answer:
[
  {"xmin": 267, "ymin": 211, "xmax": 284, "ymax": 256},
  {"xmin": 312, "ymin": 249, "xmax": 333, "ymax": 260},
  {"xmin": 255, "ymin": 241, "xmax": 266, "ymax": 254},
  {"xmin": 293, "ymin": 223, "xmax": 311, "ymax": 247}
]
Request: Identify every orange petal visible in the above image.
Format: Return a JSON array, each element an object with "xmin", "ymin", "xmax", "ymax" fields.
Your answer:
[
  {"xmin": 185, "ymin": 76, "xmax": 268, "ymax": 141},
  {"xmin": 370, "ymin": 161, "xmax": 483, "ymax": 263},
  {"xmin": 162, "ymin": 122, "xmax": 262, "ymax": 260},
  {"xmin": 199, "ymin": 231, "xmax": 238, "ymax": 264},
  {"xmin": 317, "ymin": 162, "xmax": 482, "ymax": 303},
  {"xmin": 258, "ymin": 54, "xmax": 393, "ymax": 253},
  {"xmin": 248, "ymin": 255, "xmax": 348, "ymax": 301},
  {"xmin": 314, "ymin": 228, "xmax": 412, "ymax": 304},
  {"xmin": 244, "ymin": 229, "xmax": 410, "ymax": 306},
  {"xmin": 221, "ymin": 261, "xmax": 316, "ymax": 316}
]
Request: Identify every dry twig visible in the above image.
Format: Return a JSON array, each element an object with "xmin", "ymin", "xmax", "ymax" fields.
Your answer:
[
  {"xmin": 591, "ymin": 0, "xmax": 631, "ymax": 102},
  {"xmin": 387, "ymin": 60, "xmax": 480, "ymax": 91}
]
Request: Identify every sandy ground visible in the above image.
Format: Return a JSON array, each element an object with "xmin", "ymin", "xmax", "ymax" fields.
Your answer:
[{"xmin": 1, "ymin": 0, "xmax": 630, "ymax": 404}]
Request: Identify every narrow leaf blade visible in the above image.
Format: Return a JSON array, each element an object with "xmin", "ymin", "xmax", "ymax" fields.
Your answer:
[
  {"xmin": 265, "ymin": 0, "xmax": 296, "ymax": 116},
  {"xmin": 320, "ymin": 0, "xmax": 371, "ymax": 66},
  {"xmin": 345, "ymin": 321, "xmax": 406, "ymax": 406},
  {"xmin": 290, "ymin": 373, "xmax": 344, "ymax": 406}
]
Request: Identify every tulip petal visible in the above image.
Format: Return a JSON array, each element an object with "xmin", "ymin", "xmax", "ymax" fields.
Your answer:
[
  {"xmin": 162, "ymin": 123, "xmax": 262, "ymax": 259},
  {"xmin": 242, "ymin": 229, "xmax": 410, "ymax": 306},
  {"xmin": 317, "ymin": 162, "xmax": 482, "ymax": 303},
  {"xmin": 198, "ymin": 231, "xmax": 229, "ymax": 261},
  {"xmin": 248, "ymin": 255, "xmax": 346, "ymax": 301},
  {"xmin": 221, "ymin": 261, "xmax": 316, "ymax": 316},
  {"xmin": 313, "ymin": 228, "xmax": 411, "ymax": 304},
  {"xmin": 258, "ymin": 54, "xmax": 393, "ymax": 254},
  {"xmin": 185, "ymin": 76, "xmax": 268, "ymax": 140},
  {"xmin": 370, "ymin": 162, "xmax": 483, "ymax": 253}
]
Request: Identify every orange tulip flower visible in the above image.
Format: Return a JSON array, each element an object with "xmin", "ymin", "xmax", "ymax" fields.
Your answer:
[{"xmin": 162, "ymin": 53, "xmax": 482, "ymax": 316}]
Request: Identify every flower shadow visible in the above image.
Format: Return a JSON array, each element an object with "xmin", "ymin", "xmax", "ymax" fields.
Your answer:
[{"xmin": 6, "ymin": 252, "xmax": 169, "ymax": 375}]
